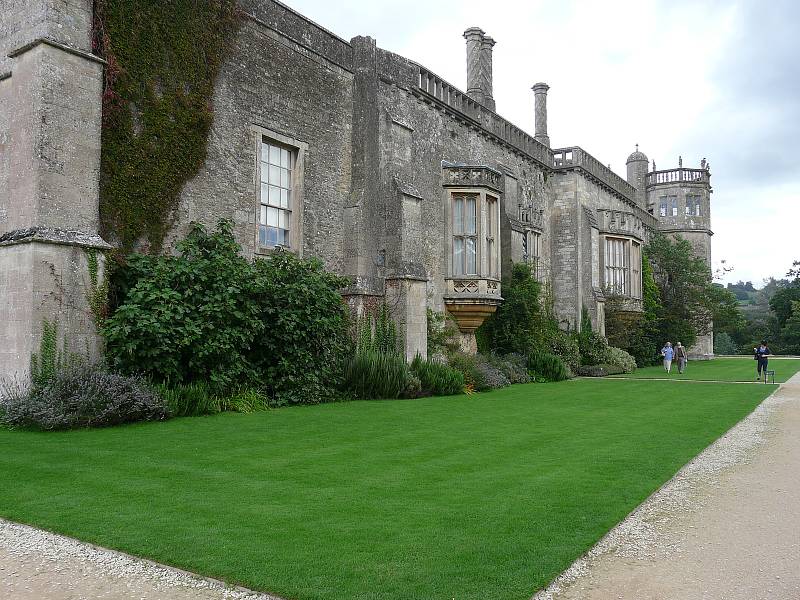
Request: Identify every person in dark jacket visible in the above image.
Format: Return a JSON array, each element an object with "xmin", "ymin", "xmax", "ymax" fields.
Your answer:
[
  {"xmin": 754, "ymin": 341, "xmax": 771, "ymax": 381},
  {"xmin": 675, "ymin": 342, "xmax": 688, "ymax": 374}
]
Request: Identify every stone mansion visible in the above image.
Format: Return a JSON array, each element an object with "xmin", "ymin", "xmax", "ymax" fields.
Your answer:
[{"xmin": 0, "ymin": 0, "xmax": 714, "ymax": 378}]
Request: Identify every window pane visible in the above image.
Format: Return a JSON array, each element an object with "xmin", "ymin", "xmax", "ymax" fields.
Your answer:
[
  {"xmin": 269, "ymin": 185, "xmax": 280, "ymax": 206},
  {"xmin": 269, "ymin": 165, "xmax": 280, "ymax": 185},
  {"xmin": 258, "ymin": 224, "xmax": 266, "ymax": 245},
  {"xmin": 260, "ymin": 144, "xmax": 269, "ymax": 163},
  {"xmin": 260, "ymin": 183, "xmax": 269, "ymax": 202},
  {"xmin": 466, "ymin": 237, "xmax": 476, "ymax": 274},
  {"xmin": 280, "ymin": 188, "xmax": 288, "ymax": 209},
  {"xmin": 269, "ymin": 145, "xmax": 280, "ymax": 165},
  {"xmin": 267, "ymin": 207, "xmax": 279, "ymax": 227},
  {"xmin": 465, "ymin": 198, "xmax": 476, "ymax": 234},
  {"xmin": 260, "ymin": 163, "xmax": 269, "ymax": 183},
  {"xmin": 281, "ymin": 148, "xmax": 290, "ymax": 168},
  {"xmin": 280, "ymin": 168, "xmax": 289, "ymax": 188},
  {"xmin": 696, "ymin": 201, "xmax": 702, "ymax": 216},
  {"xmin": 453, "ymin": 199, "xmax": 463, "ymax": 235},
  {"xmin": 453, "ymin": 238, "xmax": 464, "ymax": 275},
  {"xmin": 260, "ymin": 204, "xmax": 266, "ymax": 225}
]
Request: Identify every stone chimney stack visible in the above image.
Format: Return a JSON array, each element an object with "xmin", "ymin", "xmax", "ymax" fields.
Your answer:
[
  {"xmin": 464, "ymin": 27, "xmax": 485, "ymax": 105},
  {"xmin": 532, "ymin": 82, "xmax": 550, "ymax": 147},
  {"xmin": 480, "ymin": 35, "xmax": 496, "ymax": 111}
]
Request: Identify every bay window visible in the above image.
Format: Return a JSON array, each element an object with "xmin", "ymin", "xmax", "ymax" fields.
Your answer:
[
  {"xmin": 604, "ymin": 236, "xmax": 642, "ymax": 299},
  {"xmin": 452, "ymin": 194, "xmax": 478, "ymax": 275}
]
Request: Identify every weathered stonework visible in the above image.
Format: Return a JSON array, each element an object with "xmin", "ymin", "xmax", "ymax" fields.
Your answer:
[
  {"xmin": 643, "ymin": 160, "xmax": 715, "ymax": 358},
  {"xmin": 0, "ymin": 0, "xmax": 715, "ymax": 375},
  {"xmin": 0, "ymin": 0, "xmax": 109, "ymax": 379}
]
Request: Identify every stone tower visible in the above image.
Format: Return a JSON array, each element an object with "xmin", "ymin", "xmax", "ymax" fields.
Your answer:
[
  {"xmin": 0, "ymin": 0, "xmax": 109, "ymax": 379},
  {"xmin": 645, "ymin": 155, "xmax": 714, "ymax": 358},
  {"xmin": 625, "ymin": 145, "xmax": 648, "ymax": 209}
]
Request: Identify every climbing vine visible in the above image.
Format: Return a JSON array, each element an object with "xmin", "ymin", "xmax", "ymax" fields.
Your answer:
[
  {"xmin": 92, "ymin": 0, "xmax": 240, "ymax": 255},
  {"xmin": 85, "ymin": 248, "xmax": 109, "ymax": 326}
]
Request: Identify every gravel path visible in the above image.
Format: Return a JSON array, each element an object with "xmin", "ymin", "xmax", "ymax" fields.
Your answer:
[
  {"xmin": 534, "ymin": 372, "xmax": 800, "ymax": 600},
  {"xmin": 0, "ymin": 520, "xmax": 282, "ymax": 600}
]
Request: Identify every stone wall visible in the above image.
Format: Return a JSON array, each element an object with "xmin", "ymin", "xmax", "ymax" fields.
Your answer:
[
  {"xmin": 165, "ymin": 8, "xmax": 355, "ymax": 275},
  {"xmin": 0, "ymin": 0, "xmax": 107, "ymax": 379}
]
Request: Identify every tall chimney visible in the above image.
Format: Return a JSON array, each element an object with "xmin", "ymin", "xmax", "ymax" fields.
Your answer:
[
  {"xmin": 480, "ymin": 35, "xmax": 496, "ymax": 111},
  {"xmin": 532, "ymin": 82, "xmax": 550, "ymax": 147},
  {"xmin": 463, "ymin": 27, "xmax": 485, "ymax": 105}
]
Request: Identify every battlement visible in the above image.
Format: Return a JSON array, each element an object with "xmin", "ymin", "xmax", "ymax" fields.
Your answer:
[
  {"xmin": 415, "ymin": 67, "xmax": 552, "ymax": 168},
  {"xmin": 552, "ymin": 147, "xmax": 638, "ymax": 201},
  {"xmin": 646, "ymin": 168, "xmax": 709, "ymax": 186}
]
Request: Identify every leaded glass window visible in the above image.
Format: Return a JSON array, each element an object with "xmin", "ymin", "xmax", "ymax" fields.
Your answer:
[{"xmin": 453, "ymin": 194, "xmax": 478, "ymax": 275}]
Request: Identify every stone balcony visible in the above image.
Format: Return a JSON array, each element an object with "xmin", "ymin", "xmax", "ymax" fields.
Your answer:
[
  {"xmin": 646, "ymin": 168, "xmax": 710, "ymax": 186},
  {"xmin": 444, "ymin": 277, "xmax": 502, "ymax": 353}
]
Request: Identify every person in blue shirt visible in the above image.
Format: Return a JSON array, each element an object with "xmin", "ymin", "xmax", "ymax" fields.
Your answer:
[
  {"xmin": 754, "ymin": 341, "xmax": 771, "ymax": 381},
  {"xmin": 661, "ymin": 342, "xmax": 675, "ymax": 374}
]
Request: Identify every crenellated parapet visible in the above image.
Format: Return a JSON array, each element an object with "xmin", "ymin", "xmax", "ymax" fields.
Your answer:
[
  {"xmin": 553, "ymin": 147, "xmax": 637, "ymax": 201},
  {"xmin": 595, "ymin": 208, "xmax": 649, "ymax": 241},
  {"xmin": 415, "ymin": 67, "xmax": 552, "ymax": 169}
]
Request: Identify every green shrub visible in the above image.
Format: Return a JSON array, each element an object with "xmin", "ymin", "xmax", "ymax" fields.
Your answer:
[
  {"xmin": 0, "ymin": 365, "xmax": 167, "ymax": 430},
  {"xmin": 474, "ymin": 355, "xmax": 510, "ymax": 390},
  {"xmin": 577, "ymin": 330, "xmax": 609, "ymax": 366},
  {"xmin": 714, "ymin": 332, "xmax": 738, "ymax": 355},
  {"xmin": 411, "ymin": 355, "xmax": 465, "ymax": 396},
  {"xmin": 30, "ymin": 321, "xmax": 87, "ymax": 387},
  {"xmin": 223, "ymin": 388, "xmax": 271, "ymax": 413},
  {"xmin": 477, "ymin": 262, "xmax": 550, "ymax": 354},
  {"xmin": 103, "ymin": 221, "xmax": 350, "ymax": 404},
  {"xmin": 575, "ymin": 364, "xmax": 626, "ymax": 377},
  {"xmin": 342, "ymin": 351, "xmax": 410, "ymax": 400},
  {"xmin": 356, "ymin": 303, "xmax": 399, "ymax": 355},
  {"xmin": 447, "ymin": 353, "xmax": 488, "ymax": 391},
  {"xmin": 483, "ymin": 353, "xmax": 531, "ymax": 385},
  {"xmin": 604, "ymin": 347, "xmax": 637, "ymax": 374},
  {"xmin": 427, "ymin": 309, "xmax": 460, "ymax": 357},
  {"xmin": 403, "ymin": 374, "xmax": 424, "ymax": 399},
  {"xmin": 527, "ymin": 351, "xmax": 570, "ymax": 382},
  {"xmin": 154, "ymin": 382, "xmax": 223, "ymax": 417},
  {"xmin": 547, "ymin": 329, "xmax": 580, "ymax": 372}
]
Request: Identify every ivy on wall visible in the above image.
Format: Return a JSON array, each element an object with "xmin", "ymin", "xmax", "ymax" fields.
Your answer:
[{"xmin": 93, "ymin": 0, "xmax": 240, "ymax": 254}]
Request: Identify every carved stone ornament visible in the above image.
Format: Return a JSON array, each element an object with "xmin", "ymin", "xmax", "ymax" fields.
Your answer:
[{"xmin": 442, "ymin": 165, "xmax": 503, "ymax": 192}]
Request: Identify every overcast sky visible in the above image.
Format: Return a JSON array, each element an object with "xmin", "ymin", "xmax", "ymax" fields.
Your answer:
[{"xmin": 285, "ymin": 0, "xmax": 797, "ymax": 286}]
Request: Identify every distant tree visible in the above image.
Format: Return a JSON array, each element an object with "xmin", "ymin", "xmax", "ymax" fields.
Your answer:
[
  {"xmin": 787, "ymin": 260, "xmax": 800, "ymax": 280},
  {"xmin": 714, "ymin": 332, "xmax": 738, "ymax": 355},
  {"xmin": 781, "ymin": 300, "xmax": 800, "ymax": 354},
  {"xmin": 646, "ymin": 233, "xmax": 743, "ymax": 348},
  {"xmin": 769, "ymin": 281, "xmax": 800, "ymax": 328}
]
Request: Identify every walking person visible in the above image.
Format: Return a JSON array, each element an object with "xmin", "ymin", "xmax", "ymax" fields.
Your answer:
[
  {"xmin": 754, "ymin": 340, "xmax": 771, "ymax": 382},
  {"xmin": 675, "ymin": 342, "xmax": 688, "ymax": 374},
  {"xmin": 661, "ymin": 342, "xmax": 674, "ymax": 374}
]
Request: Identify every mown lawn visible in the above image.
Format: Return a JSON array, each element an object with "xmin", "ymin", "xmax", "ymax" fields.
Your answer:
[
  {"xmin": 0, "ymin": 379, "xmax": 776, "ymax": 600},
  {"xmin": 611, "ymin": 356, "xmax": 800, "ymax": 382}
]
